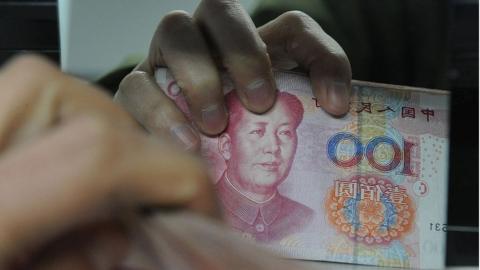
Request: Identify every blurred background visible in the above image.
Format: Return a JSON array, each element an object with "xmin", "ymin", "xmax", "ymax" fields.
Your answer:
[{"xmin": 0, "ymin": 0, "xmax": 478, "ymax": 266}]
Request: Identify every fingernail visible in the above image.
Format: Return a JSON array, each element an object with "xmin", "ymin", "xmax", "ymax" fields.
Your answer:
[
  {"xmin": 170, "ymin": 124, "xmax": 199, "ymax": 151},
  {"xmin": 327, "ymin": 80, "xmax": 350, "ymax": 113},
  {"xmin": 201, "ymin": 104, "xmax": 227, "ymax": 133},
  {"xmin": 244, "ymin": 78, "xmax": 275, "ymax": 110}
]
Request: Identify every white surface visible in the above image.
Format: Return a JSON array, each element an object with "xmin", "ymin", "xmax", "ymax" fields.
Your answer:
[{"xmin": 58, "ymin": 0, "xmax": 257, "ymax": 81}]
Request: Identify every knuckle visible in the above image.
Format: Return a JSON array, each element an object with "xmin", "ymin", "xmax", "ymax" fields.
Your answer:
[
  {"xmin": 117, "ymin": 71, "xmax": 170, "ymax": 130},
  {"xmin": 159, "ymin": 10, "xmax": 193, "ymax": 33},
  {"xmin": 3, "ymin": 54, "xmax": 59, "ymax": 87},
  {"xmin": 202, "ymin": 0, "xmax": 239, "ymax": 10},
  {"xmin": 280, "ymin": 10, "xmax": 321, "ymax": 33},
  {"xmin": 117, "ymin": 71, "xmax": 149, "ymax": 99},
  {"xmin": 335, "ymin": 53, "xmax": 351, "ymax": 69},
  {"xmin": 5, "ymin": 54, "xmax": 56, "ymax": 73},
  {"xmin": 1, "ymin": 54, "xmax": 65, "ymax": 102}
]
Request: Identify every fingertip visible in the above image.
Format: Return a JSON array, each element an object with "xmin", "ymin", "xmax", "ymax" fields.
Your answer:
[
  {"xmin": 314, "ymin": 78, "xmax": 351, "ymax": 117},
  {"xmin": 240, "ymin": 76, "xmax": 277, "ymax": 114},
  {"xmin": 326, "ymin": 80, "xmax": 351, "ymax": 116},
  {"xmin": 191, "ymin": 102, "xmax": 228, "ymax": 136}
]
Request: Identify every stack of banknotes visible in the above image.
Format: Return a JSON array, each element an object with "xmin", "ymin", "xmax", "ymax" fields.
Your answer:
[{"xmin": 121, "ymin": 69, "xmax": 450, "ymax": 269}]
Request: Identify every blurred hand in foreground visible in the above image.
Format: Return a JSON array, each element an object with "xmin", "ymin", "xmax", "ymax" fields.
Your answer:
[{"xmin": 0, "ymin": 55, "xmax": 218, "ymax": 269}]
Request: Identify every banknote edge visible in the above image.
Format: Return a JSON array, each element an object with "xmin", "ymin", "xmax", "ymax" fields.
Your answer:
[{"xmin": 274, "ymin": 69, "xmax": 450, "ymax": 96}]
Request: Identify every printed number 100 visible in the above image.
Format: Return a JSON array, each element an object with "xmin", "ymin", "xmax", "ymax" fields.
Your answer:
[{"xmin": 327, "ymin": 132, "xmax": 415, "ymax": 176}]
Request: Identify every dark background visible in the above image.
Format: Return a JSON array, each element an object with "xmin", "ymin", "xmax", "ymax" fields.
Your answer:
[{"xmin": 0, "ymin": 0, "xmax": 478, "ymax": 266}]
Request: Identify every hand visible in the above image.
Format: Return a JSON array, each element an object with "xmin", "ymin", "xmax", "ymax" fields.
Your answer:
[
  {"xmin": 0, "ymin": 55, "xmax": 217, "ymax": 269},
  {"xmin": 114, "ymin": 0, "xmax": 351, "ymax": 150}
]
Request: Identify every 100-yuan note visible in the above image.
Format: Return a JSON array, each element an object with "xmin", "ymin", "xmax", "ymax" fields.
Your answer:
[{"xmin": 155, "ymin": 69, "xmax": 450, "ymax": 269}]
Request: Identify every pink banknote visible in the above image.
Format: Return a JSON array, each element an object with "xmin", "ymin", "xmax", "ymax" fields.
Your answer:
[{"xmin": 155, "ymin": 69, "xmax": 450, "ymax": 269}]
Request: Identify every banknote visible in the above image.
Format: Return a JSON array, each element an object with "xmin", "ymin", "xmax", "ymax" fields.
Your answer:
[{"xmin": 155, "ymin": 69, "xmax": 450, "ymax": 269}]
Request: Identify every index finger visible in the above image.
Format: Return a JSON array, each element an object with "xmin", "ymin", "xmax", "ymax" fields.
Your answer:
[{"xmin": 194, "ymin": 0, "xmax": 277, "ymax": 113}]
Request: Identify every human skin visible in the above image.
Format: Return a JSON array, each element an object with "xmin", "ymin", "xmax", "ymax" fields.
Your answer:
[
  {"xmin": 0, "ymin": 55, "xmax": 217, "ymax": 269},
  {"xmin": 218, "ymin": 100, "xmax": 299, "ymax": 202},
  {"xmin": 114, "ymin": 0, "xmax": 352, "ymax": 150}
]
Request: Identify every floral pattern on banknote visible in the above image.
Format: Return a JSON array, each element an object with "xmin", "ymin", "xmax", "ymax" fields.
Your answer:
[{"xmin": 325, "ymin": 175, "xmax": 415, "ymax": 246}]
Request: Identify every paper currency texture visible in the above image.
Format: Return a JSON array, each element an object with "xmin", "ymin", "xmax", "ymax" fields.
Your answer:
[{"xmin": 155, "ymin": 69, "xmax": 450, "ymax": 269}]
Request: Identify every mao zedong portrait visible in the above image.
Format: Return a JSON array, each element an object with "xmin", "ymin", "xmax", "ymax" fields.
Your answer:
[{"xmin": 215, "ymin": 91, "xmax": 314, "ymax": 242}]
